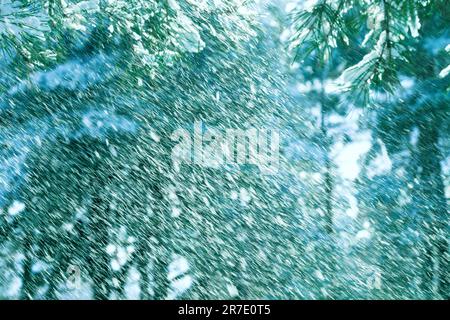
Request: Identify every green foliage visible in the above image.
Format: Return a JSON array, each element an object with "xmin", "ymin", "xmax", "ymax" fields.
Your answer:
[{"xmin": 289, "ymin": 0, "xmax": 449, "ymax": 101}]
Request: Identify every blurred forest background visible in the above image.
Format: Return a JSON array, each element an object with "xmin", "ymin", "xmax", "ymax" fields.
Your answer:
[{"xmin": 0, "ymin": 0, "xmax": 449, "ymax": 299}]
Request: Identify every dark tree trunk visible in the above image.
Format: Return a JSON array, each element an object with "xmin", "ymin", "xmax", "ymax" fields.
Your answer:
[
  {"xmin": 323, "ymin": 151, "xmax": 334, "ymax": 234},
  {"xmin": 21, "ymin": 235, "xmax": 35, "ymax": 300},
  {"xmin": 319, "ymin": 81, "xmax": 337, "ymax": 298},
  {"xmin": 115, "ymin": 260, "xmax": 132, "ymax": 299},
  {"xmin": 416, "ymin": 123, "xmax": 449, "ymax": 298},
  {"xmin": 88, "ymin": 194, "xmax": 112, "ymax": 300},
  {"xmin": 152, "ymin": 250, "xmax": 170, "ymax": 300},
  {"xmin": 151, "ymin": 183, "xmax": 170, "ymax": 300},
  {"xmin": 136, "ymin": 241, "xmax": 151, "ymax": 300},
  {"xmin": 320, "ymin": 79, "xmax": 334, "ymax": 235}
]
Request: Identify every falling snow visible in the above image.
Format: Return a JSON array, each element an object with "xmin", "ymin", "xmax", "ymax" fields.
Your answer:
[{"xmin": 0, "ymin": 0, "xmax": 448, "ymax": 300}]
